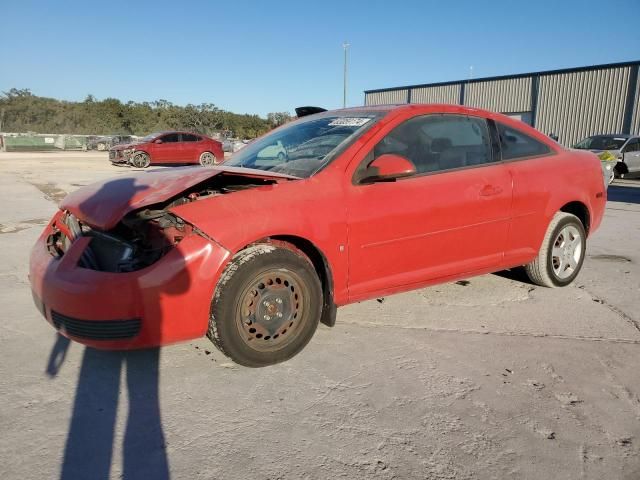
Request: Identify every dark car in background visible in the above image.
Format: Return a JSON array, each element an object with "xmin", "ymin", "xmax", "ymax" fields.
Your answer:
[
  {"xmin": 88, "ymin": 135, "xmax": 135, "ymax": 151},
  {"xmin": 109, "ymin": 131, "xmax": 224, "ymax": 168}
]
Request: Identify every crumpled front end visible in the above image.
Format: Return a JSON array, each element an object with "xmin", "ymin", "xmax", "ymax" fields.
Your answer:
[{"xmin": 29, "ymin": 209, "xmax": 230, "ymax": 349}]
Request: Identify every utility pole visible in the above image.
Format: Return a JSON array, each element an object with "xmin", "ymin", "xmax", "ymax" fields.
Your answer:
[{"xmin": 342, "ymin": 42, "xmax": 350, "ymax": 108}]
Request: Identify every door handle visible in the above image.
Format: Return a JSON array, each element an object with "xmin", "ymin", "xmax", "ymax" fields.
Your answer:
[{"xmin": 479, "ymin": 185, "xmax": 503, "ymax": 197}]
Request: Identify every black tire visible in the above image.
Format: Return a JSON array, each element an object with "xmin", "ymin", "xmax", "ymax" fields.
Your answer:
[
  {"xmin": 131, "ymin": 152, "xmax": 150, "ymax": 168},
  {"xmin": 614, "ymin": 163, "xmax": 627, "ymax": 179},
  {"xmin": 208, "ymin": 244, "xmax": 322, "ymax": 367},
  {"xmin": 524, "ymin": 212, "xmax": 586, "ymax": 288}
]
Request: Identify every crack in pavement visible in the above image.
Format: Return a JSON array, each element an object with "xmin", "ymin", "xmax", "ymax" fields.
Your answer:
[
  {"xmin": 576, "ymin": 285, "xmax": 640, "ymax": 334},
  {"xmin": 338, "ymin": 321, "xmax": 640, "ymax": 345}
]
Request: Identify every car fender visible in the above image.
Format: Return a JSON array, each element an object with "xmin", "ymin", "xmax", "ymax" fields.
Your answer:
[{"xmin": 169, "ymin": 175, "xmax": 350, "ymax": 305}]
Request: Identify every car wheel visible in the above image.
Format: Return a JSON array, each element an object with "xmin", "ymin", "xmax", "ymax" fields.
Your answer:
[
  {"xmin": 277, "ymin": 152, "xmax": 286, "ymax": 162},
  {"xmin": 199, "ymin": 151, "xmax": 216, "ymax": 166},
  {"xmin": 208, "ymin": 244, "xmax": 322, "ymax": 367},
  {"xmin": 131, "ymin": 152, "xmax": 150, "ymax": 168},
  {"xmin": 614, "ymin": 163, "xmax": 627, "ymax": 179},
  {"xmin": 524, "ymin": 212, "xmax": 586, "ymax": 288}
]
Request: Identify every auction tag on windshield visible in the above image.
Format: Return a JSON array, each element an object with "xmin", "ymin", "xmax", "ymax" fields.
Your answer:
[{"xmin": 328, "ymin": 117, "xmax": 371, "ymax": 127}]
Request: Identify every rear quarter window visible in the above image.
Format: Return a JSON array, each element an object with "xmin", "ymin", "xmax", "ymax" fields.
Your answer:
[{"xmin": 498, "ymin": 123, "xmax": 551, "ymax": 160}]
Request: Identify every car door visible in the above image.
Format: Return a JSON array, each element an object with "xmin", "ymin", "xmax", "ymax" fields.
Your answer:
[
  {"xmin": 346, "ymin": 113, "xmax": 512, "ymax": 300},
  {"xmin": 152, "ymin": 133, "xmax": 182, "ymax": 163},
  {"xmin": 181, "ymin": 133, "xmax": 201, "ymax": 162},
  {"xmin": 622, "ymin": 138, "xmax": 640, "ymax": 173}
]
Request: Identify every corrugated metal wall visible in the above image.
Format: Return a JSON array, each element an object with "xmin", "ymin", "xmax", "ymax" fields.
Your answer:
[
  {"xmin": 535, "ymin": 67, "xmax": 631, "ymax": 146},
  {"xmin": 410, "ymin": 84, "xmax": 460, "ymax": 104},
  {"xmin": 364, "ymin": 89, "xmax": 408, "ymax": 106},
  {"xmin": 464, "ymin": 77, "xmax": 531, "ymax": 112},
  {"xmin": 631, "ymin": 71, "xmax": 640, "ymax": 135},
  {"xmin": 364, "ymin": 63, "xmax": 640, "ymax": 146}
]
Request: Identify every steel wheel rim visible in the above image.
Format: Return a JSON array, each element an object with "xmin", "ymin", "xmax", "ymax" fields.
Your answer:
[
  {"xmin": 551, "ymin": 225, "xmax": 582, "ymax": 279},
  {"xmin": 235, "ymin": 269, "xmax": 306, "ymax": 352},
  {"xmin": 200, "ymin": 152, "xmax": 215, "ymax": 166}
]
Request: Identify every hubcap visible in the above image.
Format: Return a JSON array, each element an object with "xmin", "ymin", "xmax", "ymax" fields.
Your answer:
[
  {"xmin": 551, "ymin": 225, "xmax": 582, "ymax": 279},
  {"xmin": 201, "ymin": 153, "xmax": 214, "ymax": 165},
  {"xmin": 236, "ymin": 269, "xmax": 304, "ymax": 351}
]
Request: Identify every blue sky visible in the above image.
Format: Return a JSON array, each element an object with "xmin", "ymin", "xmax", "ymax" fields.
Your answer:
[{"xmin": 1, "ymin": 0, "xmax": 638, "ymax": 117}]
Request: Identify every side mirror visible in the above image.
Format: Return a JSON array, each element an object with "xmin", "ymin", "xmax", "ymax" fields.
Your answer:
[
  {"xmin": 360, "ymin": 154, "xmax": 416, "ymax": 183},
  {"xmin": 154, "ymin": 139, "xmax": 163, "ymax": 144}
]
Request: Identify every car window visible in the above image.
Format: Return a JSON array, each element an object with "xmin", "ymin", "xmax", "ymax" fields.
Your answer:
[
  {"xmin": 372, "ymin": 114, "xmax": 493, "ymax": 174},
  {"xmin": 225, "ymin": 114, "xmax": 381, "ymax": 178},
  {"xmin": 497, "ymin": 123, "xmax": 551, "ymax": 160},
  {"xmin": 182, "ymin": 134, "xmax": 199, "ymax": 142},
  {"xmin": 574, "ymin": 136, "xmax": 627, "ymax": 150},
  {"xmin": 623, "ymin": 139, "xmax": 640, "ymax": 152},
  {"xmin": 161, "ymin": 133, "xmax": 180, "ymax": 143}
]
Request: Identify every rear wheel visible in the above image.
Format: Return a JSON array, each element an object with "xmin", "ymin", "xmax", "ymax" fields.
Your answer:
[
  {"xmin": 208, "ymin": 244, "xmax": 322, "ymax": 367},
  {"xmin": 199, "ymin": 151, "xmax": 216, "ymax": 166},
  {"xmin": 525, "ymin": 212, "xmax": 586, "ymax": 287},
  {"xmin": 131, "ymin": 152, "xmax": 150, "ymax": 168}
]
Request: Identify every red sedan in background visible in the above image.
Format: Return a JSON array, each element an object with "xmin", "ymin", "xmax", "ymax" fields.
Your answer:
[
  {"xmin": 31, "ymin": 104, "xmax": 605, "ymax": 367},
  {"xmin": 109, "ymin": 131, "xmax": 224, "ymax": 168}
]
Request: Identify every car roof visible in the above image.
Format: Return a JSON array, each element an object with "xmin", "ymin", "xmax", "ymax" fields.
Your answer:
[
  {"xmin": 323, "ymin": 103, "xmax": 513, "ymax": 117},
  {"xmin": 587, "ymin": 133, "xmax": 632, "ymax": 139},
  {"xmin": 155, "ymin": 131, "xmax": 206, "ymax": 136}
]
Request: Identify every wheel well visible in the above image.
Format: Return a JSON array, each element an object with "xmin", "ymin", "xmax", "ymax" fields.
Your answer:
[
  {"xmin": 615, "ymin": 162, "xmax": 628, "ymax": 174},
  {"xmin": 560, "ymin": 201, "xmax": 590, "ymax": 235},
  {"xmin": 250, "ymin": 235, "xmax": 337, "ymax": 327}
]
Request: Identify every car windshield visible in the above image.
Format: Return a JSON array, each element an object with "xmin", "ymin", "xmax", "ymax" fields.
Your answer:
[
  {"xmin": 574, "ymin": 136, "xmax": 627, "ymax": 150},
  {"xmin": 140, "ymin": 132, "xmax": 164, "ymax": 142},
  {"xmin": 224, "ymin": 114, "xmax": 382, "ymax": 177}
]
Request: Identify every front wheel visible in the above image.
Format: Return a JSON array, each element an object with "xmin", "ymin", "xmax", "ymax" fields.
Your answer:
[
  {"xmin": 131, "ymin": 152, "xmax": 150, "ymax": 168},
  {"xmin": 208, "ymin": 244, "xmax": 322, "ymax": 367},
  {"xmin": 524, "ymin": 212, "xmax": 586, "ymax": 287}
]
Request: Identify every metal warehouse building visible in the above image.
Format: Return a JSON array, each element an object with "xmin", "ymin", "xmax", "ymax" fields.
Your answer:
[{"xmin": 364, "ymin": 61, "xmax": 640, "ymax": 147}]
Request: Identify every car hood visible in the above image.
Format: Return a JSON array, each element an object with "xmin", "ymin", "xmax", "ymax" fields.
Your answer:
[{"xmin": 60, "ymin": 166, "xmax": 297, "ymax": 230}]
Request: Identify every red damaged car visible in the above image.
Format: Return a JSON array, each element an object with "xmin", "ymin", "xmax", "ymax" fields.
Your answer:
[
  {"xmin": 109, "ymin": 131, "xmax": 224, "ymax": 168},
  {"xmin": 30, "ymin": 104, "xmax": 605, "ymax": 366}
]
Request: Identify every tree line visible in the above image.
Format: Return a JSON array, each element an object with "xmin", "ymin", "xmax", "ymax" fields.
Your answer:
[{"xmin": 0, "ymin": 88, "xmax": 292, "ymax": 139}]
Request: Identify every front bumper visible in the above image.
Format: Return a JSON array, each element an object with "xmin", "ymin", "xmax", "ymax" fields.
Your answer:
[{"xmin": 29, "ymin": 218, "xmax": 230, "ymax": 349}]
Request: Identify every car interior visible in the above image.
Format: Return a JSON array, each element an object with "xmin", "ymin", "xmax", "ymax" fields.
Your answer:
[{"xmin": 373, "ymin": 115, "xmax": 492, "ymax": 173}]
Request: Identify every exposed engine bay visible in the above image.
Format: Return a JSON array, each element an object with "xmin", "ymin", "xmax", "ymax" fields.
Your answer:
[{"xmin": 48, "ymin": 173, "xmax": 279, "ymax": 272}]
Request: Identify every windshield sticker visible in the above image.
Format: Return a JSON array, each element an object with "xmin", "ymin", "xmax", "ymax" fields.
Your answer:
[{"xmin": 328, "ymin": 117, "xmax": 371, "ymax": 127}]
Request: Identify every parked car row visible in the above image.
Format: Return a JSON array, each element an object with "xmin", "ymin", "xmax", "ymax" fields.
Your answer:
[
  {"xmin": 222, "ymin": 138, "xmax": 249, "ymax": 153},
  {"xmin": 87, "ymin": 135, "xmax": 137, "ymax": 151},
  {"xmin": 109, "ymin": 131, "xmax": 224, "ymax": 168}
]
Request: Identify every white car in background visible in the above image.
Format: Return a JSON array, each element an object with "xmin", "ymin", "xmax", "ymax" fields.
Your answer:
[{"xmin": 574, "ymin": 134, "xmax": 640, "ymax": 181}]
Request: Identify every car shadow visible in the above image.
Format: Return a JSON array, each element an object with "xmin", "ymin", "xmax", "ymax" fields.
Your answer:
[
  {"xmin": 42, "ymin": 176, "xmax": 191, "ymax": 480},
  {"xmin": 492, "ymin": 267, "xmax": 536, "ymax": 285}
]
